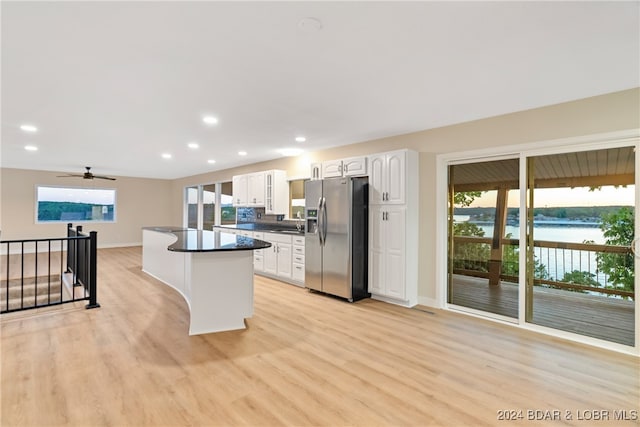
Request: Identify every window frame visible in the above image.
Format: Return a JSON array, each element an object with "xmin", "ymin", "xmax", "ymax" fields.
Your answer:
[{"xmin": 35, "ymin": 184, "xmax": 117, "ymax": 224}]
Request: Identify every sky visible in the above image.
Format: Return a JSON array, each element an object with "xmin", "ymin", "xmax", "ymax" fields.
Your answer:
[{"xmin": 470, "ymin": 185, "xmax": 635, "ymax": 208}]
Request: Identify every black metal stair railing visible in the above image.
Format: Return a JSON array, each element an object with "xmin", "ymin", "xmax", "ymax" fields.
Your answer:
[{"xmin": 1, "ymin": 223, "xmax": 100, "ymax": 314}]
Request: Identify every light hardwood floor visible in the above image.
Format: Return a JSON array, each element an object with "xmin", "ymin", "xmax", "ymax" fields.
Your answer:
[{"xmin": 1, "ymin": 247, "xmax": 638, "ymax": 426}]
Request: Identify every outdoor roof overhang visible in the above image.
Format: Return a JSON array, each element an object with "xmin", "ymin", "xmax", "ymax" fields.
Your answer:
[{"xmin": 451, "ymin": 146, "xmax": 634, "ymax": 192}]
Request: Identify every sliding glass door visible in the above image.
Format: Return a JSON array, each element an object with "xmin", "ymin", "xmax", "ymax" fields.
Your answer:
[
  {"xmin": 446, "ymin": 143, "xmax": 637, "ymax": 347},
  {"xmin": 184, "ymin": 183, "xmax": 224, "ymax": 230},
  {"xmin": 525, "ymin": 146, "xmax": 635, "ymax": 346},
  {"xmin": 447, "ymin": 158, "xmax": 520, "ymax": 319}
]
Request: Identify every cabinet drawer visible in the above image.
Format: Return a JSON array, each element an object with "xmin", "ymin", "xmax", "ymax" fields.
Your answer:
[
  {"xmin": 293, "ymin": 236, "xmax": 305, "ymax": 246},
  {"xmin": 254, "ymin": 255, "xmax": 264, "ymax": 271},
  {"xmin": 293, "ymin": 245, "xmax": 305, "ymax": 255},
  {"xmin": 268, "ymin": 233, "xmax": 293, "ymax": 244},
  {"xmin": 253, "ymin": 232, "xmax": 265, "ymax": 240},
  {"xmin": 292, "ymin": 263, "xmax": 305, "ymax": 282},
  {"xmin": 293, "ymin": 254, "xmax": 305, "ymax": 265}
]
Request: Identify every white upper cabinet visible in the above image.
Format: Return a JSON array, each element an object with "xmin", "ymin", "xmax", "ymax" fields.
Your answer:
[
  {"xmin": 232, "ymin": 175, "xmax": 248, "ymax": 206},
  {"xmin": 322, "ymin": 156, "xmax": 367, "ymax": 178},
  {"xmin": 247, "ymin": 172, "xmax": 265, "ymax": 206},
  {"xmin": 265, "ymin": 170, "xmax": 288, "ymax": 215},
  {"xmin": 232, "ymin": 170, "xmax": 287, "ymax": 213},
  {"xmin": 310, "ymin": 163, "xmax": 322, "ymax": 180},
  {"xmin": 322, "ymin": 159, "xmax": 343, "ymax": 178},
  {"xmin": 342, "ymin": 156, "xmax": 367, "ymax": 177},
  {"xmin": 368, "ymin": 150, "xmax": 406, "ymax": 205}
]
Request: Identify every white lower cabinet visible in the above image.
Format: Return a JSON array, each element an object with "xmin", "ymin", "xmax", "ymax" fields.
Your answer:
[
  {"xmin": 253, "ymin": 232, "xmax": 265, "ymax": 272},
  {"xmin": 276, "ymin": 243, "xmax": 292, "ymax": 279},
  {"xmin": 369, "ymin": 205, "xmax": 406, "ymax": 300},
  {"xmin": 261, "ymin": 233, "xmax": 293, "ymax": 281},
  {"xmin": 292, "ymin": 235, "xmax": 305, "ymax": 284}
]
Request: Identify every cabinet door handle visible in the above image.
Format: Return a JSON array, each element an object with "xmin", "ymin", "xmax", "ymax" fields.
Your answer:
[{"xmin": 345, "ymin": 164, "xmax": 348, "ymax": 173}]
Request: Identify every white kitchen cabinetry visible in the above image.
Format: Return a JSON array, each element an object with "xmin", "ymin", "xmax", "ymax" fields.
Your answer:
[
  {"xmin": 231, "ymin": 170, "xmax": 288, "ymax": 214},
  {"xmin": 261, "ymin": 233, "xmax": 292, "ymax": 280},
  {"xmin": 253, "ymin": 232, "xmax": 265, "ymax": 272},
  {"xmin": 322, "ymin": 159, "xmax": 343, "ymax": 178},
  {"xmin": 291, "ymin": 235, "xmax": 305, "ymax": 285},
  {"xmin": 368, "ymin": 150, "xmax": 406, "ymax": 205},
  {"xmin": 368, "ymin": 149, "xmax": 418, "ymax": 307},
  {"xmin": 310, "ymin": 163, "xmax": 322, "ymax": 180},
  {"xmin": 232, "ymin": 175, "xmax": 248, "ymax": 206},
  {"xmin": 247, "ymin": 172, "xmax": 265, "ymax": 206},
  {"xmin": 369, "ymin": 206, "xmax": 406, "ymax": 300},
  {"xmin": 342, "ymin": 156, "xmax": 367, "ymax": 176},
  {"xmin": 322, "ymin": 156, "xmax": 367, "ymax": 178},
  {"xmin": 265, "ymin": 170, "xmax": 288, "ymax": 215}
]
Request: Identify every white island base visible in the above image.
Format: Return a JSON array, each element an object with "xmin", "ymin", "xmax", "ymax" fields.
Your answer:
[{"xmin": 142, "ymin": 229, "xmax": 255, "ymax": 335}]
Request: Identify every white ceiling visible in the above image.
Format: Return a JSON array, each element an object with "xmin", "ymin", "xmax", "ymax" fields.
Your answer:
[{"xmin": 2, "ymin": 1, "xmax": 638, "ymax": 180}]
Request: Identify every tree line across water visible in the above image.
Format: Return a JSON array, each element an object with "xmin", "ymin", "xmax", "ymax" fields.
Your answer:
[
  {"xmin": 452, "ymin": 192, "xmax": 634, "ymax": 297},
  {"xmin": 454, "ymin": 205, "xmax": 630, "ymax": 221}
]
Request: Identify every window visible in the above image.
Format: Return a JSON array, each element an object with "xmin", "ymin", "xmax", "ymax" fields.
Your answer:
[
  {"xmin": 184, "ymin": 182, "xmax": 236, "ymax": 229},
  {"xmin": 220, "ymin": 181, "xmax": 236, "ymax": 224},
  {"xmin": 203, "ymin": 184, "xmax": 216, "ymax": 230},
  {"xmin": 289, "ymin": 179, "xmax": 306, "ymax": 219},
  {"xmin": 36, "ymin": 185, "xmax": 116, "ymax": 223},
  {"xmin": 186, "ymin": 186, "xmax": 198, "ymax": 228}
]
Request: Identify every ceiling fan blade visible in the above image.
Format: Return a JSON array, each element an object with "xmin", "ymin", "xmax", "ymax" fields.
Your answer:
[
  {"xmin": 56, "ymin": 174, "xmax": 84, "ymax": 178},
  {"xmin": 94, "ymin": 175, "xmax": 117, "ymax": 181}
]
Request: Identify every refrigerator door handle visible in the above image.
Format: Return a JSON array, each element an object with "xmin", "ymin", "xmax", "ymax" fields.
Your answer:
[
  {"xmin": 317, "ymin": 196, "xmax": 325, "ymax": 246},
  {"xmin": 321, "ymin": 197, "xmax": 328, "ymax": 246}
]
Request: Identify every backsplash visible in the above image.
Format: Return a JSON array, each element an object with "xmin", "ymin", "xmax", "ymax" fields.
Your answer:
[{"xmin": 236, "ymin": 207, "xmax": 303, "ymax": 229}]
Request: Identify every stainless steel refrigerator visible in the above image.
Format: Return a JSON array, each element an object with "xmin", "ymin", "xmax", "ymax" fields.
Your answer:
[{"xmin": 304, "ymin": 176, "xmax": 369, "ymax": 302}]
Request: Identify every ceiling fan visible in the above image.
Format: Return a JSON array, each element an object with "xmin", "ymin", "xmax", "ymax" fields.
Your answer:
[{"xmin": 57, "ymin": 166, "xmax": 116, "ymax": 181}]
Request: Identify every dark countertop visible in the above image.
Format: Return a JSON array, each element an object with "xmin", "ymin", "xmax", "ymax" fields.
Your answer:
[
  {"xmin": 143, "ymin": 227, "xmax": 272, "ymax": 252},
  {"xmin": 216, "ymin": 223, "xmax": 305, "ymax": 235}
]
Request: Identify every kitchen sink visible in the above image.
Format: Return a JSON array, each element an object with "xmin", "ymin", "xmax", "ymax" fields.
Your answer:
[{"xmin": 272, "ymin": 229, "xmax": 304, "ymax": 235}]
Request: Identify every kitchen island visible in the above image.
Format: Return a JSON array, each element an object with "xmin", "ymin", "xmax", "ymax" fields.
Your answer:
[{"xmin": 142, "ymin": 227, "xmax": 271, "ymax": 335}]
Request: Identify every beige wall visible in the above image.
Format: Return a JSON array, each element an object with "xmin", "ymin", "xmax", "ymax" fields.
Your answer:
[
  {"xmin": 0, "ymin": 169, "xmax": 173, "ymax": 246},
  {"xmin": 2, "ymin": 88, "xmax": 639, "ymax": 302},
  {"xmin": 169, "ymin": 88, "xmax": 640, "ymax": 303}
]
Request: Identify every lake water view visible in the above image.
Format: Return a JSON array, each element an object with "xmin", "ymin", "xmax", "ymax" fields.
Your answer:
[
  {"xmin": 479, "ymin": 224, "xmax": 606, "ymax": 244},
  {"xmin": 457, "ymin": 220, "xmax": 617, "ymax": 289}
]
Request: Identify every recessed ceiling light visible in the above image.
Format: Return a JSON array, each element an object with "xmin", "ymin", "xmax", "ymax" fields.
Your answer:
[
  {"xmin": 20, "ymin": 124, "xmax": 38, "ymax": 133},
  {"xmin": 238, "ymin": 151, "xmax": 247, "ymax": 156},
  {"xmin": 295, "ymin": 136, "xmax": 306, "ymax": 143},
  {"xmin": 161, "ymin": 153, "xmax": 172, "ymax": 159},
  {"xmin": 207, "ymin": 159, "xmax": 216, "ymax": 164},
  {"xmin": 188, "ymin": 142, "xmax": 199, "ymax": 149},
  {"xmin": 279, "ymin": 148, "xmax": 304, "ymax": 157},
  {"xmin": 24, "ymin": 145, "xmax": 38, "ymax": 151},
  {"xmin": 202, "ymin": 116, "xmax": 218, "ymax": 125}
]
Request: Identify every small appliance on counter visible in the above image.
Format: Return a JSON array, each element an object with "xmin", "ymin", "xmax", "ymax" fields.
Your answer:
[{"xmin": 304, "ymin": 176, "xmax": 369, "ymax": 302}]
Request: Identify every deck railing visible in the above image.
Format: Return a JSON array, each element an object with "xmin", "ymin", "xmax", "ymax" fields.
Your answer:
[
  {"xmin": 1, "ymin": 223, "xmax": 100, "ymax": 314},
  {"xmin": 451, "ymin": 235, "xmax": 634, "ymax": 299}
]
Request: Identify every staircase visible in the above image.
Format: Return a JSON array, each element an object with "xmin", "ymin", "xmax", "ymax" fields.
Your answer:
[{"xmin": 0, "ymin": 274, "xmax": 75, "ymax": 312}]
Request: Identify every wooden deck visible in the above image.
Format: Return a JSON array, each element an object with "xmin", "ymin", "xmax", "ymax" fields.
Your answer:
[{"xmin": 450, "ymin": 274, "xmax": 635, "ymax": 346}]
